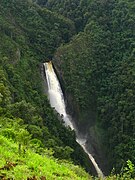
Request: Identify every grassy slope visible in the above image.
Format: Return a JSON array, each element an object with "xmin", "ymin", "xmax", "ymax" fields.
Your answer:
[
  {"xmin": 0, "ymin": 0, "xmax": 135, "ymax": 179},
  {"xmin": 0, "ymin": 134, "xmax": 134, "ymax": 179},
  {"xmin": 0, "ymin": 135, "xmax": 91, "ymax": 180}
]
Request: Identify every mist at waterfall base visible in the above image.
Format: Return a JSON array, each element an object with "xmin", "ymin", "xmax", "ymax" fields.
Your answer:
[{"xmin": 44, "ymin": 62, "xmax": 104, "ymax": 178}]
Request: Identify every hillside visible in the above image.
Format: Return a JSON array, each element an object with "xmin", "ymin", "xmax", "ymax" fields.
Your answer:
[
  {"xmin": 54, "ymin": 0, "xmax": 135, "ymax": 174},
  {"xmin": 0, "ymin": 117, "xmax": 91, "ymax": 180},
  {"xmin": 0, "ymin": 0, "xmax": 94, "ymax": 176},
  {"xmin": 0, "ymin": 117, "xmax": 134, "ymax": 179},
  {"xmin": 0, "ymin": 118, "xmax": 134, "ymax": 179},
  {"xmin": 0, "ymin": 0, "xmax": 135, "ymax": 179}
]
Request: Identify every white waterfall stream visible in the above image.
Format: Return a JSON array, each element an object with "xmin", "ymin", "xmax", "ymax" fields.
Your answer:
[{"xmin": 44, "ymin": 61, "xmax": 104, "ymax": 178}]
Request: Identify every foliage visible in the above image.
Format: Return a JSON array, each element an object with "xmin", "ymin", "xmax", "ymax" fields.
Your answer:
[
  {"xmin": 1, "ymin": 0, "xmax": 135, "ymax": 178},
  {"xmin": 0, "ymin": 122, "xmax": 134, "ymax": 179},
  {"xmin": 0, "ymin": 0, "xmax": 93, "ymax": 174},
  {"xmin": 0, "ymin": 133, "xmax": 91, "ymax": 179},
  {"xmin": 54, "ymin": 0, "xmax": 135, "ymax": 174}
]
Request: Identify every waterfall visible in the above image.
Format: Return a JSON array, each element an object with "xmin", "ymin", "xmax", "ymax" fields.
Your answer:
[
  {"xmin": 44, "ymin": 61, "xmax": 74, "ymax": 129},
  {"xmin": 44, "ymin": 61, "xmax": 104, "ymax": 178}
]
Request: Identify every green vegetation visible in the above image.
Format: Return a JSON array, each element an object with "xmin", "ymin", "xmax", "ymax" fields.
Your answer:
[
  {"xmin": 0, "ymin": 118, "xmax": 91, "ymax": 180},
  {"xmin": 34, "ymin": 0, "xmax": 84, "ymax": 31},
  {"xmin": 0, "ymin": 119, "xmax": 135, "ymax": 180},
  {"xmin": 54, "ymin": 0, "xmax": 135, "ymax": 174},
  {"xmin": 0, "ymin": 0, "xmax": 93, "ymax": 176},
  {"xmin": 0, "ymin": 117, "xmax": 135, "ymax": 179},
  {"xmin": 1, "ymin": 0, "xmax": 135, "ymax": 179}
]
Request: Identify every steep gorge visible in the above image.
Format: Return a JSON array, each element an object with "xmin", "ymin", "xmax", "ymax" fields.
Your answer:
[
  {"xmin": 0, "ymin": 0, "xmax": 95, "ymax": 176},
  {"xmin": 52, "ymin": 0, "xmax": 135, "ymax": 174},
  {"xmin": 0, "ymin": 0, "xmax": 135, "ymax": 178},
  {"xmin": 53, "ymin": 53, "xmax": 109, "ymax": 175}
]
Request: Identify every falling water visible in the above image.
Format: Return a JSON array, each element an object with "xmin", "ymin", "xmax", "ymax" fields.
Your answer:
[{"xmin": 44, "ymin": 61, "xmax": 104, "ymax": 178}]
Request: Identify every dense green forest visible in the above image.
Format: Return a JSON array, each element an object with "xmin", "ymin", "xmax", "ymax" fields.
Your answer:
[
  {"xmin": 0, "ymin": 0, "xmax": 135, "ymax": 179},
  {"xmin": 0, "ymin": 0, "xmax": 95, "ymax": 178},
  {"xmin": 53, "ymin": 0, "xmax": 135, "ymax": 174}
]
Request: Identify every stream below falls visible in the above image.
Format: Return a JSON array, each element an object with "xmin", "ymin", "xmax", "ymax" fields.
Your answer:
[{"xmin": 44, "ymin": 61, "xmax": 104, "ymax": 179}]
